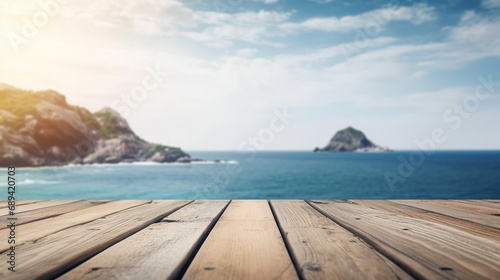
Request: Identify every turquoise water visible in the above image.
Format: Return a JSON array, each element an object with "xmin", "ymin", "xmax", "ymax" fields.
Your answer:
[{"xmin": 5, "ymin": 151, "xmax": 500, "ymax": 199}]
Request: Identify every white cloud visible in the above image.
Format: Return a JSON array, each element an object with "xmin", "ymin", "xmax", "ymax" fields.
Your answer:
[
  {"xmin": 276, "ymin": 37, "xmax": 397, "ymax": 65},
  {"xmin": 449, "ymin": 11, "xmax": 500, "ymax": 49},
  {"xmin": 280, "ymin": 4, "xmax": 436, "ymax": 33},
  {"xmin": 185, "ymin": 10, "xmax": 294, "ymax": 46},
  {"xmin": 183, "ymin": 4, "xmax": 435, "ymax": 46},
  {"xmin": 309, "ymin": 0, "xmax": 334, "ymax": 3},
  {"xmin": 189, "ymin": 4, "xmax": 435, "ymax": 46},
  {"xmin": 424, "ymin": 11, "xmax": 500, "ymax": 66},
  {"xmin": 253, "ymin": 0, "xmax": 279, "ymax": 3},
  {"xmin": 60, "ymin": 0, "xmax": 292, "ymax": 41},
  {"xmin": 411, "ymin": 70, "xmax": 427, "ymax": 78},
  {"xmin": 43, "ymin": 1, "xmax": 436, "ymax": 47},
  {"xmin": 237, "ymin": 48, "xmax": 258, "ymax": 57},
  {"xmin": 60, "ymin": 0, "xmax": 194, "ymax": 35},
  {"xmin": 326, "ymin": 10, "xmax": 500, "ymax": 70},
  {"xmin": 61, "ymin": 1, "xmax": 293, "ymax": 45},
  {"xmin": 482, "ymin": 0, "xmax": 500, "ymax": 8}
]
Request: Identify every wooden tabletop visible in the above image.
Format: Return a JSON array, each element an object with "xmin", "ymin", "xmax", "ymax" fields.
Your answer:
[{"xmin": 0, "ymin": 200, "xmax": 499, "ymax": 279}]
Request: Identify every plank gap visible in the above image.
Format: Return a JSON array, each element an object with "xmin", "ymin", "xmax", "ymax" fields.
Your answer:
[
  {"xmin": 182, "ymin": 200, "xmax": 298, "ymax": 280},
  {"xmin": 390, "ymin": 200, "xmax": 500, "ymax": 230},
  {"xmin": 306, "ymin": 200, "xmax": 426, "ymax": 280},
  {"xmin": 29, "ymin": 201, "xmax": 156, "ymax": 247},
  {"xmin": 268, "ymin": 200, "xmax": 306, "ymax": 280},
  {"xmin": 351, "ymin": 200, "xmax": 500, "ymax": 242},
  {"xmin": 173, "ymin": 200, "xmax": 232, "ymax": 280},
  {"xmin": 0, "ymin": 201, "xmax": 111, "ymax": 230},
  {"xmin": 0, "ymin": 200, "xmax": 45, "ymax": 209},
  {"xmin": 8, "ymin": 200, "xmax": 194, "ymax": 280}
]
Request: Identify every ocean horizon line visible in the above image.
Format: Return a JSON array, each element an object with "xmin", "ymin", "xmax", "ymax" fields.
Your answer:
[{"xmin": 186, "ymin": 149, "xmax": 500, "ymax": 152}]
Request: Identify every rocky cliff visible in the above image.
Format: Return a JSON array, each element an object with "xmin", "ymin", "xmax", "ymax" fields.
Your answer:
[
  {"xmin": 314, "ymin": 126, "xmax": 390, "ymax": 152},
  {"xmin": 0, "ymin": 85, "xmax": 190, "ymax": 167}
]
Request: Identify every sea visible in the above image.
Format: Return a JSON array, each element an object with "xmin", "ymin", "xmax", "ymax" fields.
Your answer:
[{"xmin": 5, "ymin": 151, "xmax": 500, "ymax": 200}]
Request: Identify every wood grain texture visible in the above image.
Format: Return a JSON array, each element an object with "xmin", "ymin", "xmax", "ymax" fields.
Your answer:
[
  {"xmin": 182, "ymin": 200, "xmax": 299, "ymax": 280},
  {"xmin": 309, "ymin": 200, "xmax": 500, "ymax": 280},
  {"xmin": 0, "ymin": 200, "xmax": 192, "ymax": 280},
  {"xmin": 0, "ymin": 200, "xmax": 151, "ymax": 252},
  {"xmin": 460, "ymin": 200, "xmax": 500, "ymax": 210},
  {"xmin": 442, "ymin": 200, "xmax": 500, "ymax": 214},
  {"xmin": 270, "ymin": 200, "xmax": 412, "ymax": 280},
  {"xmin": 353, "ymin": 200, "xmax": 500, "ymax": 242},
  {"xmin": 0, "ymin": 200, "xmax": 44, "ymax": 209},
  {"xmin": 2, "ymin": 200, "xmax": 77, "ymax": 213},
  {"xmin": 59, "ymin": 200, "xmax": 229, "ymax": 280},
  {"xmin": 0, "ymin": 200, "xmax": 110, "ymax": 230},
  {"xmin": 392, "ymin": 200, "xmax": 500, "ymax": 229},
  {"xmin": 485, "ymin": 200, "xmax": 500, "ymax": 204}
]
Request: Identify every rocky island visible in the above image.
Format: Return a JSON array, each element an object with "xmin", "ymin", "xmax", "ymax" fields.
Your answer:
[
  {"xmin": 314, "ymin": 126, "xmax": 390, "ymax": 152},
  {"xmin": 0, "ymin": 83, "xmax": 193, "ymax": 167}
]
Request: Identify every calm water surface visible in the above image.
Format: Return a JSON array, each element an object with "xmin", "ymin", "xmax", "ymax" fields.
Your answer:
[{"xmin": 6, "ymin": 151, "xmax": 500, "ymax": 199}]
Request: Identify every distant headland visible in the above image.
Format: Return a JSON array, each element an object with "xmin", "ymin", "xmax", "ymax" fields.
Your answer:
[
  {"xmin": 0, "ymin": 83, "xmax": 194, "ymax": 167},
  {"xmin": 314, "ymin": 126, "xmax": 390, "ymax": 152}
]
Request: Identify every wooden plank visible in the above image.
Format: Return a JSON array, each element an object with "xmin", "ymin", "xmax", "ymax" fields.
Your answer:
[
  {"xmin": 59, "ymin": 200, "xmax": 229, "ymax": 280},
  {"xmin": 182, "ymin": 200, "xmax": 299, "ymax": 280},
  {"xmin": 456, "ymin": 200, "xmax": 500, "ymax": 211},
  {"xmin": 309, "ymin": 200, "xmax": 500, "ymax": 280},
  {"xmin": 485, "ymin": 200, "xmax": 500, "ymax": 204},
  {"xmin": 0, "ymin": 200, "xmax": 110, "ymax": 229},
  {"xmin": 392, "ymin": 200, "xmax": 500, "ymax": 229},
  {"xmin": 0, "ymin": 200, "xmax": 151, "ymax": 252},
  {"xmin": 353, "ymin": 200, "xmax": 500, "ymax": 242},
  {"xmin": 270, "ymin": 200, "xmax": 412, "ymax": 280},
  {"xmin": 0, "ymin": 200, "xmax": 45, "ymax": 209},
  {"xmin": 425, "ymin": 200, "xmax": 500, "ymax": 215},
  {"xmin": 1, "ymin": 200, "xmax": 80, "ymax": 215},
  {"xmin": 0, "ymin": 200, "xmax": 192, "ymax": 280}
]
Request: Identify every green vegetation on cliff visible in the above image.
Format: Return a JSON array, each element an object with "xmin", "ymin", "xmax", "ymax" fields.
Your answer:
[
  {"xmin": 93, "ymin": 110, "xmax": 122, "ymax": 139},
  {"xmin": 0, "ymin": 89, "xmax": 41, "ymax": 128},
  {"xmin": 0, "ymin": 86, "xmax": 148, "ymax": 142},
  {"xmin": 72, "ymin": 105, "xmax": 101, "ymax": 131},
  {"xmin": 0, "ymin": 84, "xmax": 190, "ymax": 166},
  {"xmin": 93, "ymin": 110, "xmax": 145, "ymax": 142}
]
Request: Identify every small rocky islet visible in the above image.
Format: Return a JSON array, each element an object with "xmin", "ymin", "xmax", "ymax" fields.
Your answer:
[{"xmin": 314, "ymin": 126, "xmax": 390, "ymax": 152}]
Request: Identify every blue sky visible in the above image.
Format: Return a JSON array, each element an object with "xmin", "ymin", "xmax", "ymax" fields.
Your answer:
[{"xmin": 1, "ymin": 0, "xmax": 499, "ymax": 150}]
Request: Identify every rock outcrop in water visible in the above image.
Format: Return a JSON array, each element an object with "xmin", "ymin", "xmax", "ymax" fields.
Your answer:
[
  {"xmin": 0, "ymin": 84, "xmax": 190, "ymax": 167},
  {"xmin": 314, "ymin": 126, "xmax": 390, "ymax": 152}
]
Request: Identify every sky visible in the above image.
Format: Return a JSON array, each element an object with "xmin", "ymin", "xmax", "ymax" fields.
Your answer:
[{"xmin": 0, "ymin": 0, "xmax": 499, "ymax": 151}]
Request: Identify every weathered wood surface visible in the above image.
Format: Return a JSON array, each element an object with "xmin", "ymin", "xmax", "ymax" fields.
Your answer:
[
  {"xmin": 393, "ymin": 200, "xmax": 500, "ymax": 229},
  {"xmin": 0, "ymin": 200, "xmax": 109, "ymax": 229},
  {"xmin": 270, "ymin": 200, "xmax": 411, "ymax": 280},
  {"xmin": 459, "ymin": 200, "xmax": 500, "ymax": 210},
  {"xmin": 182, "ymin": 200, "xmax": 299, "ymax": 280},
  {"xmin": 59, "ymin": 200, "xmax": 228, "ymax": 280},
  {"xmin": 0, "ymin": 200, "xmax": 44, "ymax": 209},
  {"xmin": 0, "ymin": 200, "xmax": 191, "ymax": 280},
  {"xmin": 0, "ymin": 200, "xmax": 498, "ymax": 280},
  {"xmin": 0, "ymin": 200, "xmax": 151, "ymax": 252},
  {"xmin": 1, "ymin": 200, "xmax": 77, "ymax": 213},
  {"xmin": 353, "ymin": 200, "xmax": 500, "ymax": 242},
  {"xmin": 439, "ymin": 200, "xmax": 500, "ymax": 215},
  {"xmin": 309, "ymin": 200, "xmax": 500, "ymax": 280}
]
